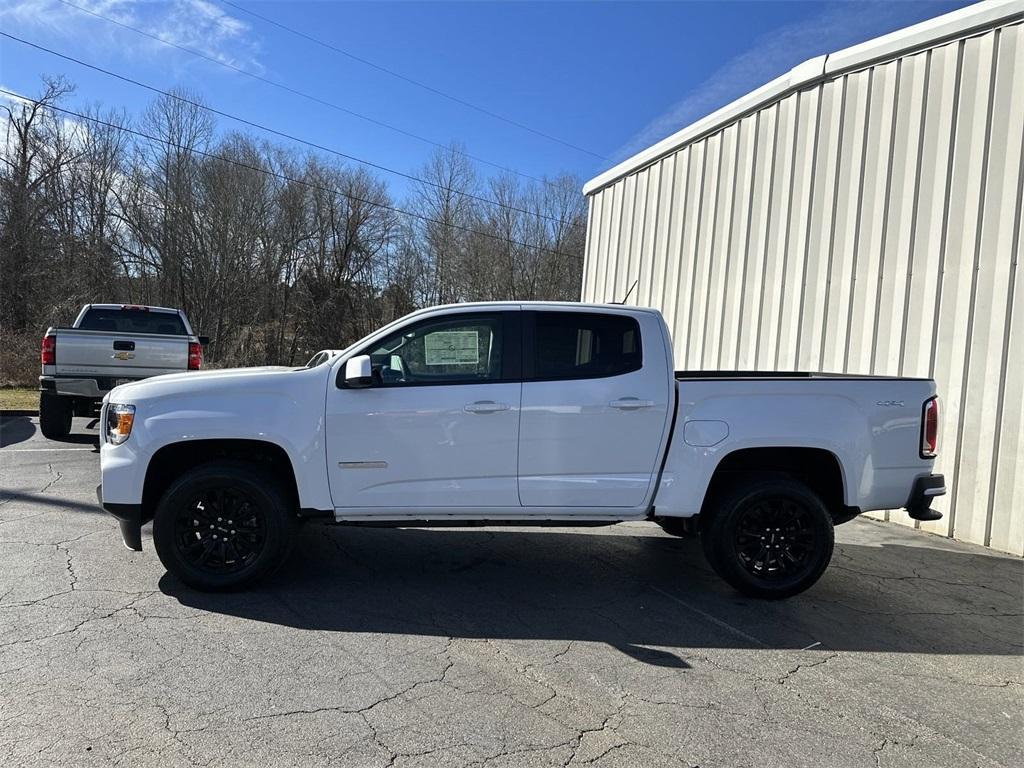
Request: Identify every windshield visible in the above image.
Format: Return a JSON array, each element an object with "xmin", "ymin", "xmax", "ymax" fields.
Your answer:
[
  {"xmin": 78, "ymin": 308, "xmax": 187, "ymax": 335},
  {"xmin": 305, "ymin": 351, "xmax": 337, "ymax": 368}
]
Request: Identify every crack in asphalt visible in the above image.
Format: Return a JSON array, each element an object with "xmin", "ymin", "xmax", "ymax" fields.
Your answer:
[
  {"xmin": 872, "ymin": 737, "xmax": 890, "ymax": 768},
  {"xmin": 0, "ymin": 590, "xmax": 158, "ymax": 650},
  {"xmin": 0, "ymin": 462, "xmax": 63, "ymax": 517},
  {"xmin": 777, "ymin": 651, "xmax": 840, "ymax": 684},
  {"xmin": 829, "ymin": 561, "xmax": 1020, "ymax": 600},
  {"xmin": 560, "ymin": 699, "xmax": 626, "ymax": 767},
  {"xmin": 244, "ymin": 636, "xmax": 456, "ymax": 726}
]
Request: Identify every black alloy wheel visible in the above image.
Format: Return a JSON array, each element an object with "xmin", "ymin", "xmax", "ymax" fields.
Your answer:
[
  {"xmin": 733, "ymin": 497, "xmax": 819, "ymax": 580},
  {"xmin": 153, "ymin": 461, "xmax": 295, "ymax": 591},
  {"xmin": 700, "ymin": 474, "xmax": 834, "ymax": 599},
  {"xmin": 174, "ymin": 486, "xmax": 268, "ymax": 575}
]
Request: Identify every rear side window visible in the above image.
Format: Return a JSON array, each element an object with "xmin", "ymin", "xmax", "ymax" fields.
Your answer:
[
  {"xmin": 530, "ymin": 312, "xmax": 641, "ymax": 380},
  {"xmin": 78, "ymin": 308, "xmax": 187, "ymax": 335}
]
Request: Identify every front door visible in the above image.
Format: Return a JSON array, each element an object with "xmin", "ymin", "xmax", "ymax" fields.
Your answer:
[{"xmin": 327, "ymin": 311, "xmax": 522, "ymax": 510}]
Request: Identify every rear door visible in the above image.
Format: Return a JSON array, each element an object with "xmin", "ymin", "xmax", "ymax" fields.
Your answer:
[{"xmin": 518, "ymin": 309, "xmax": 672, "ymax": 508}]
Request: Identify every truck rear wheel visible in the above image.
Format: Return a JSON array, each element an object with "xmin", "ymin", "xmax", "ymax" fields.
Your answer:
[
  {"xmin": 700, "ymin": 474, "xmax": 834, "ymax": 599},
  {"xmin": 153, "ymin": 462, "xmax": 296, "ymax": 591},
  {"xmin": 39, "ymin": 391, "xmax": 73, "ymax": 439}
]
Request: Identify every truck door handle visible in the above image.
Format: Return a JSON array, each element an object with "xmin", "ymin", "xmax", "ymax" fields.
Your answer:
[
  {"xmin": 609, "ymin": 398, "xmax": 655, "ymax": 411},
  {"xmin": 113, "ymin": 340, "xmax": 135, "ymax": 351},
  {"xmin": 464, "ymin": 400, "xmax": 509, "ymax": 414}
]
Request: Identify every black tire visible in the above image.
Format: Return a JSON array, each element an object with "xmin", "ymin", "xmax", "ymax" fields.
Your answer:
[
  {"xmin": 700, "ymin": 474, "xmax": 834, "ymax": 600},
  {"xmin": 153, "ymin": 461, "xmax": 296, "ymax": 591},
  {"xmin": 39, "ymin": 391, "xmax": 73, "ymax": 439}
]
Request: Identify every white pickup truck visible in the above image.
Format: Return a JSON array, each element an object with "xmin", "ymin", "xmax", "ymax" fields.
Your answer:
[
  {"xmin": 98, "ymin": 302, "xmax": 944, "ymax": 598},
  {"xmin": 40, "ymin": 304, "xmax": 206, "ymax": 439}
]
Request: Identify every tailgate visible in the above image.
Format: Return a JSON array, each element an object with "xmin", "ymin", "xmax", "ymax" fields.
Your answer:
[{"xmin": 54, "ymin": 329, "xmax": 189, "ymax": 379}]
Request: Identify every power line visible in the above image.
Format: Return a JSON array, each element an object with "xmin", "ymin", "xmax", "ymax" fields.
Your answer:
[
  {"xmin": 52, "ymin": 0, "xmax": 551, "ymax": 185},
  {"xmin": 216, "ymin": 0, "xmax": 608, "ymax": 161},
  {"xmin": 2, "ymin": 31, "xmax": 568, "ymax": 226},
  {"xmin": 0, "ymin": 89, "xmax": 584, "ymax": 263}
]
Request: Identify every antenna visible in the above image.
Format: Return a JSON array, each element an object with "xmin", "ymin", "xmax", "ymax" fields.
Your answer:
[{"xmin": 614, "ymin": 279, "xmax": 639, "ymax": 305}]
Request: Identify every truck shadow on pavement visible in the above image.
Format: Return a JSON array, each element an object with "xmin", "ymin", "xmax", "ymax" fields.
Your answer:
[
  {"xmin": 161, "ymin": 524, "xmax": 1023, "ymax": 661},
  {"xmin": 0, "ymin": 415, "xmax": 38, "ymax": 447},
  {"xmin": 0, "ymin": 415, "xmax": 99, "ymax": 448},
  {"xmin": 0, "ymin": 490, "xmax": 106, "ymax": 513}
]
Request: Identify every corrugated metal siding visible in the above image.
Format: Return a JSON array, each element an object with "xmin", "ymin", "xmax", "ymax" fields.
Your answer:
[{"xmin": 582, "ymin": 19, "xmax": 1024, "ymax": 555}]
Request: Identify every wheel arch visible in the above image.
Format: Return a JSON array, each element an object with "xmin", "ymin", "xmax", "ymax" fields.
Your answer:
[
  {"xmin": 142, "ymin": 439, "xmax": 300, "ymax": 523},
  {"xmin": 701, "ymin": 446, "xmax": 853, "ymax": 524}
]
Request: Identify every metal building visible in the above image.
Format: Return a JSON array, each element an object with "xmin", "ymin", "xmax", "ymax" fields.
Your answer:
[{"xmin": 581, "ymin": 0, "xmax": 1024, "ymax": 554}]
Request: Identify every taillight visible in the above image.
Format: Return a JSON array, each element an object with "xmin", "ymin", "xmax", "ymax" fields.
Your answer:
[
  {"xmin": 188, "ymin": 341, "xmax": 202, "ymax": 370},
  {"xmin": 921, "ymin": 397, "xmax": 939, "ymax": 458},
  {"xmin": 41, "ymin": 334, "xmax": 56, "ymax": 365}
]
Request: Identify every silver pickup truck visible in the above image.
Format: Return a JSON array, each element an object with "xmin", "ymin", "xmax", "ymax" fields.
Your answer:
[{"xmin": 39, "ymin": 304, "xmax": 206, "ymax": 439}]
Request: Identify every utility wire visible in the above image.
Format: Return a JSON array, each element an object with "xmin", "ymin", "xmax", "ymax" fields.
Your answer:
[
  {"xmin": 52, "ymin": 0, "xmax": 551, "ymax": 184},
  {"xmin": 2, "ymin": 32, "xmax": 568, "ymax": 226},
  {"xmin": 0, "ymin": 89, "xmax": 584, "ymax": 263},
  {"xmin": 216, "ymin": 0, "xmax": 609, "ymax": 161}
]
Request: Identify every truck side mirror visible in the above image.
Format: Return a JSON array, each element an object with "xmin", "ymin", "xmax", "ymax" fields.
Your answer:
[
  {"xmin": 344, "ymin": 355, "xmax": 373, "ymax": 388},
  {"xmin": 197, "ymin": 335, "xmax": 210, "ymax": 346}
]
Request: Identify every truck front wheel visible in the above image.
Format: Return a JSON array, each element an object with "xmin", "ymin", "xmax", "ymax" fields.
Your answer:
[
  {"xmin": 39, "ymin": 391, "xmax": 73, "ymax": 439},
  {"xmin": 700, "ymin": 474, "xmax": 834, "ymax": 600},
  {"xmin": 153, "ymin": 462, "xmax": 296, "ymax": 591}
]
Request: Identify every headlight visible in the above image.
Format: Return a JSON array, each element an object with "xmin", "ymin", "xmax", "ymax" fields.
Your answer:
[{"xmin": 106, "ymin": 403, "xmax": 136, "ymax": 445}]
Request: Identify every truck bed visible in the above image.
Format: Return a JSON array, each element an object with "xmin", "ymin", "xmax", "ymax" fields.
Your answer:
[{"xmin": 659, "ymin": 371, "xmax": 938, "ymax": 519}]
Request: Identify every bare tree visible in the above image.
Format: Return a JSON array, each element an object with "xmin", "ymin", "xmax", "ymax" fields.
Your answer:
[
  {"xmin": 136, "ymin": 89, "xmax": 214, "ymax": 310},
  {"xmin": 412, "ymin": 144, "xmax": 478, "ymax": 304},
  {"xmin": 1, "ymin": 76, "xmax": 586, "ymax": 386},
  {"xmin": 1, "ymin": 77, "xmax": 77, "ymax": 331}
]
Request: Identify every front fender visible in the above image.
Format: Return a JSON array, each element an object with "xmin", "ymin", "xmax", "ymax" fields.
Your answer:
[{"xmin": 100, "ymin": 377, "xmax": 332, "ymax": 511}]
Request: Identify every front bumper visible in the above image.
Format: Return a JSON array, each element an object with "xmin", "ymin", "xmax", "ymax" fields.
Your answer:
[
  {"xmin": 97, "ymin": 484, "xmax": 144, "ymax": 551},
  {"xmin": 904, "ymin": 474, "xmax": 946, "ymax": 522}
]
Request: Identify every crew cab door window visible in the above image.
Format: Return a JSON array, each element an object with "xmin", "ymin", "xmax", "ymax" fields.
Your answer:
[
  {"xmin": 519, "ymin": 310, "xmax": 670, "ymax": 508},
  {"xmin": 529, "ymin": 312, "xmax": 641, "ymax": 380},
  {"xmin": 365, "ymin": 315, "xmax": 508, "ymax": 386},
  {"xmin": 326, "ymin": 311, "xmax": 522, "ymax": 509}
]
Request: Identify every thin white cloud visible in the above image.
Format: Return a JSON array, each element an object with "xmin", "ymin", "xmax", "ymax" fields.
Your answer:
[
  {"xmin": 0, "ymin": 83, "xmax": 92, "ymax": 155},
  {"xmin": 0, "ymin": 0, "xmax": 263, "ymax": 74},
  {"xmin": 0, "ymin": 85, "xmax": 32, "ymax": 108},
  {"xmin": 614, "ymin": 1, "xmax": 944, "ymax": 161}
]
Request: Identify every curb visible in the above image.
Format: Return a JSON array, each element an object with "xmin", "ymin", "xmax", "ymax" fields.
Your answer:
[{"xmin": 0, "ymin": 410, "xmax": 38, "ymax": 417}]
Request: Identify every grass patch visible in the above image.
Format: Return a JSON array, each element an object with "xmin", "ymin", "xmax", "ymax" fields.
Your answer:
[{"xmin": 0, "ymin": 387, "xmax": 38, "ymax": 411}]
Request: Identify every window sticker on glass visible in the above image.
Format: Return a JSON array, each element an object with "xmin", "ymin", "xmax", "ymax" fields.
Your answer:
[{"xmin": 424, "ymin": 330, "xmax": 480, "ymax": 365}]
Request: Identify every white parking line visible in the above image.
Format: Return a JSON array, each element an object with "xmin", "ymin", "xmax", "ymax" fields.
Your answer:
[
  {"xmin": 650, "ymin": 585, "xmax": 768, "ymax": 648},
  {"xmin": 1, "ymin": 447, "xmax": 96, "ymax": 452}
]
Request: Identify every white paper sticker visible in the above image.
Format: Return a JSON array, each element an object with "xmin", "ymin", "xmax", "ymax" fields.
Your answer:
[{"xmin": 424, "ymin": 331, "xmax": 479, "ymax": 365}]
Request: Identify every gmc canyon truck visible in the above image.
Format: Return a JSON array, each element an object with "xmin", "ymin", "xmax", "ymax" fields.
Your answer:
[
  {"xmin": 40, "ymin": 304, "xmax": 206, "ymax": 440},
  {"xmin": 98, "ymin": 303, "xmax": 945, "ymax": 598}
]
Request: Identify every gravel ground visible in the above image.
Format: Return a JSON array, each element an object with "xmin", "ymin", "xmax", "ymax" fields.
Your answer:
[{"xmin": 1, "ymin": 414, "xmax": 1022, "ymax": 768}]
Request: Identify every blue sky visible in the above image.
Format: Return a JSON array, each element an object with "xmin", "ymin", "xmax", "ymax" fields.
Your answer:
[{"xmin": 1, "ymin": 0, "xmax": 973, "ymax": 197}]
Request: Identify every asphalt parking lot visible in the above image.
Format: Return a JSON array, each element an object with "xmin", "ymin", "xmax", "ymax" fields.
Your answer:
[{"xmin": 1, "ymin": 414, "xmax": 1021, "ymax": 768}]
